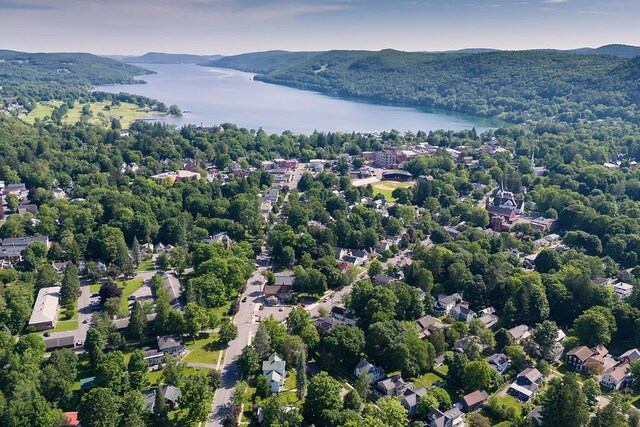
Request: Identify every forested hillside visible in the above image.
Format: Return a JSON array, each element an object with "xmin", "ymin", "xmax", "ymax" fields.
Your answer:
[
  {"xmin": 119, "ymin": 52, "xmax": 222, "ymax": 64},
  {"xmin": 212, "ymin": 49, "xmax": 640, "ymax": 124},
  {"xmin": 0, "ymin": 50, "xmax": 151, "ymax": 103},
  {"xmin": 206, "ymin": 50, "xmax": 319, "ymax": 74}
]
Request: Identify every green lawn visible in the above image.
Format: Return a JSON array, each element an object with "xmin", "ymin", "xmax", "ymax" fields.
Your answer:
[
  {"xmin": 371, "ymin": 181, "xmax": 413, "ymax": 202},
  {"xmin": 147, "ymin": 367, "xmax": 211, "ymax": 386},
  {"xmin": 25, "ymin": 100, "xmax": 168, "ymax": 128},
  {"xmin": 183, "ymin": 333, "xmax": 223, "ymax": 364},
  {"xmin": 211, "ymin": 298, "xmax": 235, "ymax": 320},
  {"xmin": 413, "ymin": 372, "xmax": 441, "ymax": 389},
  {"xmin": 137, "ymin": 259, "xmax": 154, "ymax": 272},
  {"xmin": 119, "ymin": 278, "xmax": 144, "ymax": 313},
  {"xmin": 51, "ymin": 319, "xmax": 79, "ymax": 333},
  {"xmin": 57, "ymin": 302, "xmax": 79, "ymax": 322},
  {"xmin": 89, "ymin": 283, "xmax": 101, "ymax": 293},
  {"xmin": 435, "ymin": 364, "xmax": 449, "ymax": 375}
]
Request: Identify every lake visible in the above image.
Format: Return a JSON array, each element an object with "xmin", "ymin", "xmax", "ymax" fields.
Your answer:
[{"xmin": 95, "ymin": 64, "xmax": 500, "ymax": 135}]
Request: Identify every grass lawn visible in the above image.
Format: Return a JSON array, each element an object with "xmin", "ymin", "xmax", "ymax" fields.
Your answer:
[
  {"xmin": 211, "ymin": 298, "xmax": 235, "ymax": 320},
  {"xmin": 119, "ymin": 278, "xmax": 144, "ymax": 312},
  {"xmin": 371, "ymin": 181, "xmax": 413, "ymax": 201},
  {"xmin": 89, "ymin": 283, "xmax": 101, "ymax": 293},
  {"xmin": 137, "ymin": 259, "xmax": 155, "ymax": 272},
  {"xmin": 25, "ymin": 100, "xmax": 168, "ymax": 128},
  {"xmin": 51, "ymin": 319, "xmax": 78, "ymax": 333},
  {"xmin": 413, "ymin": 372, "xmax": 441, "ymax": 389},
  {"xmin": 482, "ymin": 395, "xmax": 523, "ymax": 425},
  {"xmin": 435, "ymin": 364, "xmax": 449, "ymax": 375},
  {"xmin": 57, "ymin": 302, "xmax": 79, "ymax": 322},
  {"xmin": 278, "ymin": 390, "xmax": 301, "ymax": 405},
  {"xmin": 147, "ymin": 366, "xmax": 211, "ymax": 386},
  {"xmin": 183, "ymin": 332, "xmax": 223, "ymax": 364}
]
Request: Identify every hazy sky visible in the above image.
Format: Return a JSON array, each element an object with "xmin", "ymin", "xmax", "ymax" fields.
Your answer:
[{"xmin": 2, "ymin": 0, "xmax": 639, "ymax": 55}]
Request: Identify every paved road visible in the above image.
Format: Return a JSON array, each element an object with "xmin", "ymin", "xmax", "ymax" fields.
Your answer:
[
  {"xmin": 207, "ymin": 249, "xmax": 267, "ymax": 426},
  {"xmin": 308, "ymin": 284, "xmax": 354, "ymax": 318}
]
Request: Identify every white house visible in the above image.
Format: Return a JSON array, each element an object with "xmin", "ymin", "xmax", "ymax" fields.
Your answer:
[
  {"xmin": 488, "ymin": 353, "xmax": 510, "ymax": 374},
  {"xmin": 451, "ymin": 304, "xmax": 476, "ymax": 323},
  {"xmin": 354, "ymin": 359, "xmax": 386, "ymax": 383},
  {"xmin": 263, "ymin": 353, "xmax": 286, "ymax": 393},
  {"xmin": 433, "ymin": 293, "xmax": 463, "ymax": 316},
  {"xmin": 600, "ymin": 363, "xmax": 631, "ymax": 390}
]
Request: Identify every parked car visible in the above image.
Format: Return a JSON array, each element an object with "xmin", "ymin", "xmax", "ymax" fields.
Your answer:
[
  {"xmin": 127, "ymin": 295, "xmax": 136, "ymax": 300},
  {"xmin": 91, "ymin": 293, "xmax": 99, "ymax": 298},
  {"xmin": 82, "ymin": 319, "xmax": 88, "ymax": 324},
  {"xmin": 242, "ymin": 296, "xmax": 247, "ymax": 302}
]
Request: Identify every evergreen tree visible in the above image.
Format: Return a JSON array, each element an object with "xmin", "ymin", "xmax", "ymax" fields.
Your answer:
[
  {"xmin": 127, "ymin": 349, "xmax": 148, "ymax": 391},
  {"xmin": 131, "ymin": 236, "xmax": 140, "ymax": 267},
  {"xmin": 296, "ymin": 346, "xmax": 307, "ymax": 400},
  {"xmin": 128, "ymin": 300, "xmax": 147, "ymax": 340},
  {"xmin": 153, "ymin": 384, "xmax": 169, "ymax": 425},
  {"xmin": 60, "ymin": 263, "xmax": 81, "ymax": 306}
]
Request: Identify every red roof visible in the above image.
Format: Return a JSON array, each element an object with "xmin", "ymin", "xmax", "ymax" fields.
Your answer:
[{"xmin": 64, "ymin": 412, "xmax": 80, "ymax": 426}]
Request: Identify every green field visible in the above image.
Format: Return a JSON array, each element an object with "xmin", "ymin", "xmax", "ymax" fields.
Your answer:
[
  {"xmin": 183, "ymin": 333, "xmax": 223, "ymax": 364},
  {"xmin": 137, "ymin": 259, "xmax": 155, "ymax": 272},
  {"xmin": 24, "ymin": 100, "xmax": 168, "ymax": 128},
  {"xmin": 371, "ymin": 180, "xmax": 413, "ymax": 201},
  {"xmin": 51, "ymin": 319, "xmax": 79, "ymax": 333},
  {"xmin": 119, "ymin": 278, "xmax": 144, "ymax": 312},
  {"xmin": 412, "ymin": 372, "xmax": 441, "ymax": 389}
]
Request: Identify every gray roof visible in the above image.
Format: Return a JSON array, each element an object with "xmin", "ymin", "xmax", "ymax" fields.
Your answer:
[
  {"xmin": 29, "ymin": 286, "xmax": 60, "ymax": 325},
  {"xmin": 263, "ymin": 352, "xmax": 286, "ymax": 375},
  {"xmin": 162, "ymin": 385, "xmax": 182, "ymax": 403},
  {"xmin": 157, "ymin": 335, "xmax": 182, "ymax": 351},
  {"xmin": 274, "ymin": 272, "xmax": 295, "ymax": 287},
  {"xmin": 518, "ymin": 367, "xmax": 542, "ymax": 384},
  {"xmin": 2, "ymin": 235, "xmax": 49, "ymax": 247},
  {"xmin": 488, "ymin": 353, "xmax": 509, "ymax": 366}
]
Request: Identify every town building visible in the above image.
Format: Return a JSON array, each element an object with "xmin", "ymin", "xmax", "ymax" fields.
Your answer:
[
  {"xmin": 157, "ymin": 336, "xmax": 185, "ymax": 356},
  {"xmin": 28, "ymin": 286, "xmax": 61, "ymax": 331}
]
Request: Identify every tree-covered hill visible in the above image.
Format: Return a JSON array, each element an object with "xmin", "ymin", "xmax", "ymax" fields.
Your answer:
[
  {"xmin": 117, "ymin": 52, "xmax": 222, "ymax": 64},
  {"xmin": 567, "ymin": 44, "xmax": 640, "ymax": 58},
  {"xmin": 205, "ymin": 50, "xmax": 319, "ymax": 74},
  {"xmin": 0, "ymin": 50, "xmax": 152, "ymax": 102},
  {"xmin": 210, "ymin": 49, "xmax": 640, "ymax": 125}
]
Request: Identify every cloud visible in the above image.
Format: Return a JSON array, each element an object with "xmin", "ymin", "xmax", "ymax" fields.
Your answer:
[
  {"xmin": 0, "ymin": 1, "xmax": 53, "ymax": 9},
  {"xmin": 578, "ymin": 9, "xmax": 623, "ymax": 16}
]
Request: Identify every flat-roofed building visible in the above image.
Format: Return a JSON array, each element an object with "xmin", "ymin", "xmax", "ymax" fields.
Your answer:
[{"xmin": 29, "ymin": 286, "xmax": 61, "ymax": 331}]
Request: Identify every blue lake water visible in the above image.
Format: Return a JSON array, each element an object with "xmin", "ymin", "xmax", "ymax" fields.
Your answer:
[{"xmin": 96, "ymin": 63, "xmax": 500, "ymax": 135}]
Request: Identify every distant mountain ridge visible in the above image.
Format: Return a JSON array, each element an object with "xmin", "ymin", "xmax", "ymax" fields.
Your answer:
[
  {"xmin": 202, "ymin": 47, "xmax": 640, "ymax": 126},
  {"xmin": 204, "ymin": 50, "xmax": 320, "ymax": 74},
  {"xmin": 108, "ymin": 52, "xmax": 222, "ymax": 64},
  {"xmin": 564, "ymin": 44, "xmax": 640, "ymax": 58}
]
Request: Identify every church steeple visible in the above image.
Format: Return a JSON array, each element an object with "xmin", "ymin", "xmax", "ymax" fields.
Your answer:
[{"xmin": 531, "ymin": 151, "xmax": 535, "ymax": 168}]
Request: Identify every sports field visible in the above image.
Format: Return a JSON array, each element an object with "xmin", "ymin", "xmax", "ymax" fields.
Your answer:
[
  {"xmin": 371, "ymin": 180, "xmax": 413, "ymax": 201},
  {"xmin": 24, "ymin": 100, "xmax": 167, "ymax": 128}
]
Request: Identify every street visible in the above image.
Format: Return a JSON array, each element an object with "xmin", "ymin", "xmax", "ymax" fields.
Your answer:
[{"xmin": 207, "ymin": 248, "xmax": 268, "ymax": 426}]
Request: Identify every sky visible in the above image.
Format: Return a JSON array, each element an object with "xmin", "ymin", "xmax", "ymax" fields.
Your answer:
[{"xmin": 2, "ymin": 0, "xmax": 639, "ymax": 55}]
